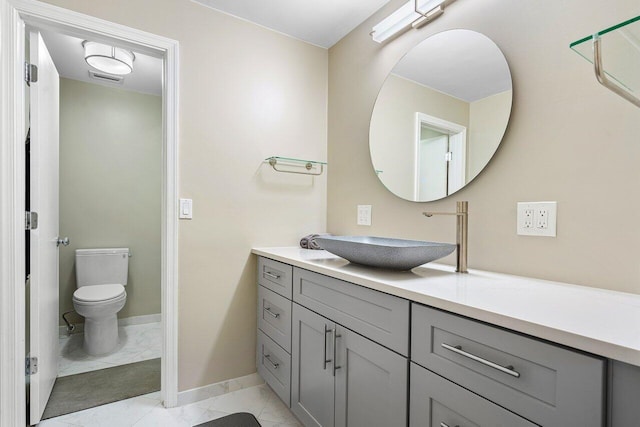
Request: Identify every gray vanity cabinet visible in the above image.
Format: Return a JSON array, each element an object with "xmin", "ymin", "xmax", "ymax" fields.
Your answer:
[
  {"xmin": 256, "ymin": 255, "xmax": 618, "ymax": 427},
  {"xmin": 292, "ymin": 303, "xmax": 408, "ymax": 427}
]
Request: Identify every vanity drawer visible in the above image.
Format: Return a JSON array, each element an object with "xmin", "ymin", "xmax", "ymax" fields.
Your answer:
[
  {"xmin": 410, "ymin": 362, "xmax": 536, "ymax": 427},
  {"xmin": 257, "ymin": 330, "xmax": 291, "ymax": 406},
  {"xmin": 258, "ymin": 285, "xmax": 292, "ymax": 353},
  {"xmin": 258, "ymin": 257, "xmax": 293, "ymax": 299},
  {"xmin": 293, "ymin": 267, "xmax": 409, "ymax": 356},
  {"xmin": 412, "ymin": 304, "xmax": 605, "ymax": 427}
]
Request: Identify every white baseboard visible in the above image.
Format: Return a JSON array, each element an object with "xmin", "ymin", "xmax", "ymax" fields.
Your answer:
[
  {"xmin": 177, "ymin": 373, "xmax": 264, "ymax": 407},
  {"xmin": 59, "ymin": 313, "xmax": 161, "ymax": 337},
  {"xmin": 119, "ymin": 313, "xmax": 162, "ymax": 327}
]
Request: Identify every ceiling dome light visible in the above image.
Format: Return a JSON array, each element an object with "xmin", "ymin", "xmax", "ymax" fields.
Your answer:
[{"xmin": 83, "ymin": 41, "xmax": 135, "ymax": 75}]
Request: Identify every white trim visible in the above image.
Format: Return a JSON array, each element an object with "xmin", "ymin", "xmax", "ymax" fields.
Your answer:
[
  {"xmin": 177, "ymin": 373, "xmax": 265, "ymax": 407},
  {"xmin": 414, "ymin": 112, "xmax": 467, "ymax": 199},
  {"xmin": 0, "ymin": 3, "xmax": 27, "ymax": 426},
  {"xmin": 0, "ymin": 1, "xmax": 180, "ymax": 424}
]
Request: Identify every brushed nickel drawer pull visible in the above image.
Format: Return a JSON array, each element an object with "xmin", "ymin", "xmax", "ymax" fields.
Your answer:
[
  {"xmin": 332, "ymin": 328, "xmax": 342, "ymax": 376},
  {"xmin": 323, "ymin": 325, "xmax": 332, "ymax": 370},
  {"xmin": 264, "ymin": 354, "xmax": 279, "ymax": 370},
  {"xmin": 441, "ymin": 343, "xmax": 521, "ymax": 378},
  {"xmin": 263, "ymin": 306, "xmax": 280, "ymax": 318},
  {"xmin": 264, "ymin": 271, "xmax": 281, "ymax": 280}
]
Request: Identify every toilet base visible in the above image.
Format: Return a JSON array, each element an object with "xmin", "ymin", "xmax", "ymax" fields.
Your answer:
[{"xmin": 83, "ymin": 315, "xmax": 119, "ymax": 356}]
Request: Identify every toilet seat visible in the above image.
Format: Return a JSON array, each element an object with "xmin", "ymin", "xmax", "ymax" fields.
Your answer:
[{"xmin": 73, "ymin": 283, "xmax": 125, "ymax": 303}]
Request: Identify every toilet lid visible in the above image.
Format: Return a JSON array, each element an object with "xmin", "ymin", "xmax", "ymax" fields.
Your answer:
[{"xmin": 74, "ymin": 284, "xmax": 125, "ymax": 302}]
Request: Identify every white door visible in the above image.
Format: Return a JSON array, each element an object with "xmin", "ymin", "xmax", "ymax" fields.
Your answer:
[
  {"xmin": 417, "ymin": 135, "xmax": 448, "ymax": 200},
  {"xmin": 29, "ymin": 29, "xmax": 60, "ymax": 425}
]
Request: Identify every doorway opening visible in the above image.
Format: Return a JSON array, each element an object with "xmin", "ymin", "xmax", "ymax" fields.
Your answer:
[
  {"xmin": 414, "ymin": 112, "xmax": 467, "ymax": 201},
  {"xmin": 0, "ymin": 2, "xmax": 179, "ymax": 426},
  {"xmin": 25, "ymin": 27, "xmax": 164, "ymax": 423}
]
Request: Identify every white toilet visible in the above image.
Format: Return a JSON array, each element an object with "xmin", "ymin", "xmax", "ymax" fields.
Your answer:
[{"xmin": 73, "ymin": 248, "xmax": 129, "ymax": 356}]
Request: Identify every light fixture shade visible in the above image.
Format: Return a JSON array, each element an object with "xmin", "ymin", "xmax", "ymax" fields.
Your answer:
[
  {"xmin": 83, "ymin": 41, "xmax": 135, "ymax": 75},
  {"xmin": 371, "ymin": 0, "xmax": 445, "ymax": 43}
]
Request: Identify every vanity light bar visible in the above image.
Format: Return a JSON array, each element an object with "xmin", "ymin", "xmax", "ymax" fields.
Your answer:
[{"xmin": 371, "ymin": 0, "xmax": 446, "ymax": 43}]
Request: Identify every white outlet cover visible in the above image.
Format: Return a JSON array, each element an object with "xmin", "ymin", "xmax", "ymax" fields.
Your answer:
[
  {"xmin": 517, "ymin": 202, "xmax": 557, "ymax": 237},
  {"xmin": 357, "ymin": 205, "xmax": 372, "ymax": 226}
]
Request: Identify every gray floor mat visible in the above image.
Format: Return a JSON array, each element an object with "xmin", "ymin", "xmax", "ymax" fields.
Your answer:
[
  {"xmin": 42, "ymin": 358, "xmax": 160, "ymax": 419},
  {"xmin": 195, "ymin": 412, "xmax": 262, "ymax": 426}
]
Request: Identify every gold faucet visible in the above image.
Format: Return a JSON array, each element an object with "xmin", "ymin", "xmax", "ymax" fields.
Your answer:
[{"xmin": 423, "ymin": 201, "xmax": 468, "ymax": 273}]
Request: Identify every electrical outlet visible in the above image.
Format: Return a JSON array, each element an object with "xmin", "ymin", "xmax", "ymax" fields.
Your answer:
[
  {"xmin": 524, "ymin": 209, "xmax": 534, "ymax": 229},
  {"xmin": 536, "ymin": 208, "xmax": 548, "ymax": 229},
  {"xmin": 357, "ymin": 205, "xmax": 372, "ymax": 226},
  {"xmin": 517, "ymin": 202, "xmax": 557, "ymax": 237}
]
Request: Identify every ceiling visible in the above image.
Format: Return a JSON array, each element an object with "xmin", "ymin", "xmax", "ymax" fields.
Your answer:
[
  {"xmin": 392, "ymin": 30, "xmax": 512, "ymax": 102},
  {"xmin": 41, "ymin": 30, "xmax": 163, "ymax": 96},
  {"xmin": 192, "ymin": 0, "xmax": 391, "ymax": 48}
]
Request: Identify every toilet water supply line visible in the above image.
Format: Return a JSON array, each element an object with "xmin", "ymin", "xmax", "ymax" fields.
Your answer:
[{"xmin": 62, "ymin": 310, "xmax": 76, "ymax": 334}]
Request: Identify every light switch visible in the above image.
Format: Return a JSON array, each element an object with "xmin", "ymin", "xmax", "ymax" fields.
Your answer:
[{"xmin": 179, "ymin": 198, "xmax": 192, "ymax": 219}]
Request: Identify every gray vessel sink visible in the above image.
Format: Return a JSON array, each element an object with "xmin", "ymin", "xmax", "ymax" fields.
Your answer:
[{"xmin": 315, "ymin": 236, "xmax": 456, "ymax": 271}]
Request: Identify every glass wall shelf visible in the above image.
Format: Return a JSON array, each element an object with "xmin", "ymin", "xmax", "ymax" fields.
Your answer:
[
  {"xmin": 265, "ymin": 156, "xmax": 326, "ymax": 176},
  {"xmin": 570, "ymin": 16, "xmax": 640, "ymax": 107}
]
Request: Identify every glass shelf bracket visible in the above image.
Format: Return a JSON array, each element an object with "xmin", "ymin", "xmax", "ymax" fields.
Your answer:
[
  {"xmin": 265, "ymin": 156, "xmax": 326, "ymax": 176},
  {"xmin": 570, "ymin": 16, "xmax": 640, "ymax": 108}
]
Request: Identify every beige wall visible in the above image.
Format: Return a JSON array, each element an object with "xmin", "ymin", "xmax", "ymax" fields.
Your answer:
[
  {"xmin": 59, "ymin": 78, "xmax": 162, "ymax": 324},
  {"xmin": 43, "ymin": 0, "xmax": 328, "ymax": 391},
  {"xmin": 328, "ymin": 0, "xmax": 640, "ymax": 294},
  {"xmin": 468, "ymin": 90, "xmax": 512, "ymax": 179},
  {"xmin": 370, "ymin": 74, "xmax": 468, "ymax": 199}
]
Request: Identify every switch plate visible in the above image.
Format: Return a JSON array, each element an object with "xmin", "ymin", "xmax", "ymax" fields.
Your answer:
[
  {"xmin": 517, "ymin": 202, "xmax": 556, "ymax": 236},
  {"xmin": 179, "ymin": 198, "xmax": 193, "ymax": 219},
  {"xmin": 357, "ymin": 205, "xmax": 372, "ymax": 226}
]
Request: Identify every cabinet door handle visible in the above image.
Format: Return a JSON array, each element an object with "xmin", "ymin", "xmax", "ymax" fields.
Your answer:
[
  {"xmin": 332, "ymin": 328, "xmax": 342, "ymax": 376},
  {"xmin": 440, "ymin": 423, "xmax": 459, "ymax": 427},
  {"xmin": 323, "ymin": 325, "xmax": 332, "ymax": 370},
  {"xmin": 264, "ymin": 354, "xmax": 279, "ymax": 370},
  {"xmin": 441, "ymin": 343, "xmax": 521, "ymax": 378},
  {"xmin": 263, "ymin": 306, "xmax": 280, "ymax": 318},
  {"xmin": 264, "ymin": 271, "xmax": 280, "ymax": 280}
]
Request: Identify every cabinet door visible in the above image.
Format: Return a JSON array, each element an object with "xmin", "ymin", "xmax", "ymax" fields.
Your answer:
[
  {"xmin": 335, "ymin": 326, "xmax": 408, "ymax": 427},
  {"xmin": 292, "ymin": 304, "xmax": 335, "ymax": 427}
]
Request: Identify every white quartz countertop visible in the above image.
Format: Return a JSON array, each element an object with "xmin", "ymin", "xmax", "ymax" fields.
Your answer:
[{"xmin": 252, "ymin": 247, "xmax": 640, "ymax": 366}]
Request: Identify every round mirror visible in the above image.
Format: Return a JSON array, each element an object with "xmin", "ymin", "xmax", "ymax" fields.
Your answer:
[{"xmin": 369, "ymin": 29, "xmax": 512, "ymax": 202}]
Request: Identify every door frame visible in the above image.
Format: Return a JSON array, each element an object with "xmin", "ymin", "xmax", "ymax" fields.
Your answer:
[
  {"xmin": 414, "ymin": 112, "xmax": 467, "ymax": 199},
  {"xmin": 0, "ymin": 1, "xmax": 180, "ymax": 425}
]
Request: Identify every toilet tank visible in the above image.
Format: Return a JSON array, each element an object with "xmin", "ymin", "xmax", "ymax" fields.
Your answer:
[{"xmin": 75, "ymin": 248, "xmax": 129, "ymax": 288}]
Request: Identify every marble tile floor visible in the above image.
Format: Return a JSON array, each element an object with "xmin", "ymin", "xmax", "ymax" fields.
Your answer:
[
  {"xmin": 37, "ymin": 384, "xmax": 302, "ymax": 427},
  {"xmin": 58, "ymin": 322, "xmax": 161, "ymax": 377}
]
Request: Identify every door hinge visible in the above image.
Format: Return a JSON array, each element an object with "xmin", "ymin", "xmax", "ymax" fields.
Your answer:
[
  {"xmin": 445, "ymin": 151, "xmax": 453, "ymax": 162},
  {"xmin": 25, "ymin": 211, "xmax": 38, "ymax": 230},
  {"xmin": 26, "ymin": 357, "xmax": 38, "ymax": 375},
  {"xmin": 24, "ymin": 62, "xmax": 38, "ymax": 85}
]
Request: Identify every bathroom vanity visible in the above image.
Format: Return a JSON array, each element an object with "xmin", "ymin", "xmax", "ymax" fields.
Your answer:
[{"xmin": 253, "ymin": 247, "xmax": 640, "ymax": 427}]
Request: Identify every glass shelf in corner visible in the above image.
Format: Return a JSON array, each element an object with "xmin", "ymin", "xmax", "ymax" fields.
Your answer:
[
  {"xmin": 265, "ymin": 156, "xmax": 327, "ymax": 176},
  {"xmin": 265, "ymin": 156, "xmax": 327, "ymax": 166},
  {"xmin": 570, "ymin": 15, "xmax": 640, "ymax": 95}
]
